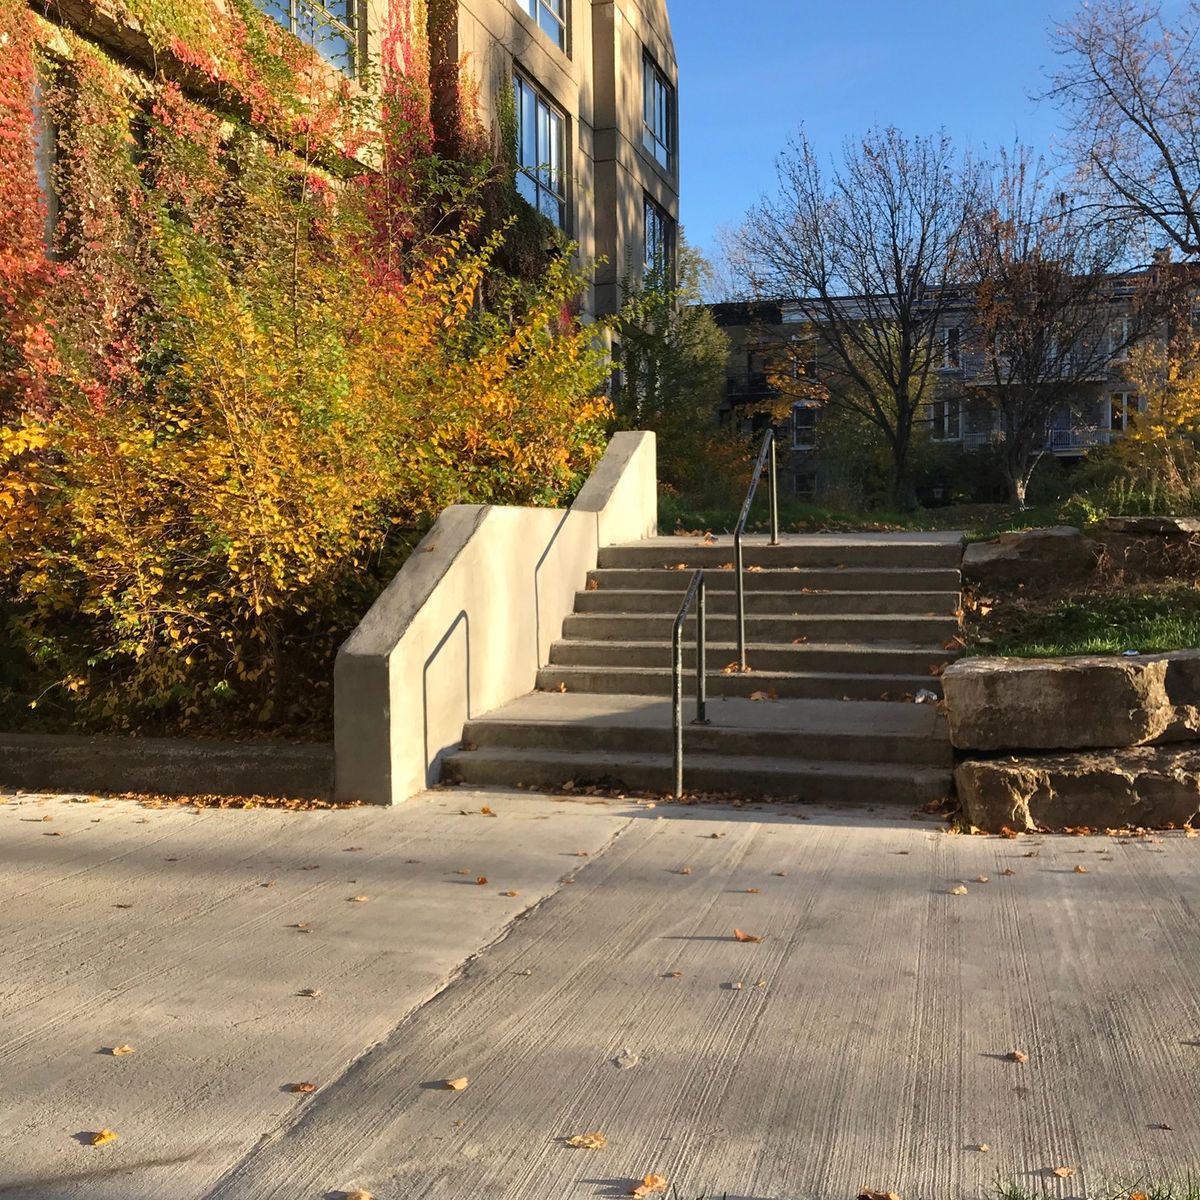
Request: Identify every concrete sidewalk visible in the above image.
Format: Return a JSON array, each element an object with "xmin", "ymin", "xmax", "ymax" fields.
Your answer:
[{"xmin": 3, "ymin": 788, "xmax": 1200, "ymax": 1200}]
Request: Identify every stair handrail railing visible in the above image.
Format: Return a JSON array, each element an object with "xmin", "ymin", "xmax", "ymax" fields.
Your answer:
[
  {"xmin": 671, "ymin": 569, "xmax": 711, "ymax": 800},
  {"xmin": 734, "ymin": 428, "xmax": 780, "ymax": 670}
]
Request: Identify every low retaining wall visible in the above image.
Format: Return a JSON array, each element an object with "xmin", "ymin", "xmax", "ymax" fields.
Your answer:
[
  {"xmin": 0, "ymin": 733, "xmax": 333, "ymax": 800},
  {"xmin": 333, "ymin": 431, "xmax": 658, "ymax": 805},
  {"xmin": 943, "ymin": 653, "xmax": 1200, "ymax": 831}
]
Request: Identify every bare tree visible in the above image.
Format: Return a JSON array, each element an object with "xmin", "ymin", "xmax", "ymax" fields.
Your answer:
[
  {"xmin": 1050, "ymin": 0, "xmax": 1200, "ymax": 256},
  {"xmin": 961, "ymin": 147, "xmax": 1167, "ymax": 505},
  {"xmin": 736, "ymin": 127, "xmax": 973, "ymax": 509}
]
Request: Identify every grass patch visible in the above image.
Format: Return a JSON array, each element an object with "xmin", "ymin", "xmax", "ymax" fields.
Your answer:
[
  {"xmin": 969, "ymin": 584, "xmax": 1200, "ymax": 658},
  {"xmin": 660, "ymin": 493, "xmax": 1070, "ymax": 540}
]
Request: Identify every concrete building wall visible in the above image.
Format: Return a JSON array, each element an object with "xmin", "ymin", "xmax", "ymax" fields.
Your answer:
[{"xmin": 451, "ymin": 0, "xmax": 679, "ymax": 317}]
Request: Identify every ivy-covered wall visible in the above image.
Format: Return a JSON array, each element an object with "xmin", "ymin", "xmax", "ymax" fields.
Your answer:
[{"xmin": 0, "ymin": 0, "xmax": 610, "ymax": 738}]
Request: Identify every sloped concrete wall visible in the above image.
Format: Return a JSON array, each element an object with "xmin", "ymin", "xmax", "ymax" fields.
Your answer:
[{"xmin": 333, "ymin": 432, "xmax": 657, "ymax": 805}]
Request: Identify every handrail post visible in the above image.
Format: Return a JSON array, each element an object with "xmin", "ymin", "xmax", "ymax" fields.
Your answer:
[
  {"xmin": 672, "ymin": 615, "xmax": 684, "ymax": 800},
  {"xmin": 694, "ymin": 575, "xmax": 709, "ymax": 725},
  {"xmin": 735, "ymin": 531, "xmax": 746, "ymax": 672},
  {"xmin": 768, "ymin": 431, "xmax": 780, "ymax": 547}
]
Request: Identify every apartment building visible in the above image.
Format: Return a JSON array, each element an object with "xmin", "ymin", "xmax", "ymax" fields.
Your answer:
[
  {"xmin": 445, "ymin": 0, "xmax": 680, "ymax": 315},
  {"xmin": 21, "ymin": 0, "xmax": 679, "ymax": 320},
  {"xmin": 712, "ymin": 287, "xmax": 1152, "ymax": 502}
]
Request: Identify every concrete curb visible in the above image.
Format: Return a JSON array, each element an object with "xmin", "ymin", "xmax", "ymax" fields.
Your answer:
[{"xmin": 0, "ymin": 732, "xmax": 333, "ymax": 800}]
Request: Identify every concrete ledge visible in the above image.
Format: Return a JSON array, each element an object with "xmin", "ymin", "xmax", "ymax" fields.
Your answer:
[
  {"xmin": 333, "ymin": 432, "xmax": 658, "ymax": 805},
  {"xmin": 957, "ymin": 746, "xmax": 1200, "ymax": 832},
  {"xmin": 0, "ymin": 733, "xmax": 333, "ymax": 800}
]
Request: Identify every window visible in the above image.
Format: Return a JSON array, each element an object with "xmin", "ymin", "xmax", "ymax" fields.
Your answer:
[
  {"xmin": 642, "ymin": 53, "xmax": 674, "ymax": 170},
  {"xmin": 941, "ymin": 326, "xmax": 961, "ymax": 369},
  {"xmin": 255, "ymin": 1, "xmax": 361, "ymax": 77},
  {"xmin": 31, "ymin": 75, "xmax": 58, "ymax": 250},
  {"xmin": 643, "ymin": 195, "xmax": 675, "ymax": 281},
  {"xmin": 518, "ymin": 0, "xmax": 566, "ymax": 49},
  {"xmin": 513, "ymin": 73, "xmax": 567, "ymax": 229},
  {"xmin": 931, "ymin": 398, "xmax": 962, "ymax": 441},
  {"xmin": 1109, "ymin": 316, "xmax": 1133, "ymax": 362},
  {"xmin": 793, "ymin": 466, "xmax": 818, "ymax": 499},
  {"xmin": 792, "ymin": 402, "xmax": 818, "ymax": 449},
  {"xmin": 1109, "ymin": 391, "xmax": 1143, "ymax": 432}
]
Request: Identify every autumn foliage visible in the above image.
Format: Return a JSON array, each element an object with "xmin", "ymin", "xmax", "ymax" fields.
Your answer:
[{"xmin": 0, "ymin": 0, "xmax": 610, "ymax": 735}]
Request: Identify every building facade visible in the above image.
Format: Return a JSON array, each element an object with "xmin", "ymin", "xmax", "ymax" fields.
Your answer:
[
  {"xmin": 19, "ymin": 0, "xmax": 678, "ymax": 321},
  {"xmin": 712, "ymin": 292, "xmax": 1151, "ymax": 504},
  {"xmin": 444, "ymin": 0, "xmax": 680, "ymax": 316}
]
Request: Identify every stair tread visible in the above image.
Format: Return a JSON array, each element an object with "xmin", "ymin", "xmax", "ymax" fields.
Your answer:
[
  {"xmin": 466, "ymin": 691, "xmax": 947, "ymax": 738},
  {"xmin": 552, "ymin": 638, "xmax": 955, "ymax": 652}
]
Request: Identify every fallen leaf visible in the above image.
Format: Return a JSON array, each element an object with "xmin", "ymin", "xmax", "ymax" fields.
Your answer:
[
  {"xmin": 1007, "ymin": 1050, "xmax": 1029, "ymax": 1063},
  {"xmin": 574, "ymin": 850, "xmax": 589, "ymax": 857},
  {"xmin": 350, "ymin": 895, "xmax": 369, "ymax": 903},
  {"xmin": 89, "ymin": 1129, "xmax": 118, "ymax": 1147},
  {"xmin": 709, "ymin": 832, "xmax": 726, "ymax": 839},
  {"xmin": 109, "ymin": 1045, "xmax": 134, "ymax": 1056},
  {"xmin": 1052, "ymin": 1167, "xmax": 1076, "ymax": 1179},
  {"xmin": 567, "ymin": 1131, "xmax": 608, "ymax": 1149},
  {"xmin": 291, "ymin": 1081, "xmax": 316, "ymax": 1093},
  {"xmin": 45, "ymin": 830, "xmax": 63, "ymax": 837},
  {"xmin": 444, "ymin": 1076, "xmax": 469, "ymax": 1091},
  {"xmin": 749, "ymin": 690, "xmax": 771, "ymax": 701},
  {"xmin": 743, "ymin": 887, "xmax": 761, "ymax": 894},
  {"xmin": 1074, "ymin": 865, "xmax": 1089, "ymax": 874},
  {"xmin": 666, "ymin": 970, "xmax": 683, "ymax": 978},
  {"xmin": 974, "ymin": 875, "xmax": 990, "ymax": 884},
  {"xmin": 586, "ymin": 578, "xmax": 599, "ymax": 591},
  {"xmin": 298, "ymin": 988, "xmax": 321, "ymax": 998},
  {"xmin": 755, "ymin": 978, "xmax": 768, "ymax": 988},
  {"xmin": 1000, "ymin": 868, "xmax": 1016, "ymax": 876},
  {"xmin": 343, "ymin": 1191, "xmax": 373, "ymax": 1200},
  {"xmin": 556, "ymin": 682, "xmax": 568, "ymax": 693},
  {"xmin": 733, "ymin": 928, "xmax": 764, "ymax": 943},
  {"xmin": 501, "ymin": 890, "xmax": 520, "ymax": 897},
  {"xmin": 480, "ymin": 805, "xmax": 498, "ymax": 817},
  {"xmin": 1151, "ymin": 1123, "xmax": 1174, "ymax": 1131},
  {"xmin": 475, "ymin": 876, "xmax": 488, "ymax": 886},
  {"xmin": 454, "ymin": 868, "xmax": 470, "ymax": 875},
  {"xmin": 729, "ymin": 980, "xmax": 744, "ymax": 990},
  {"xmin": 677, "ymin": 865, "xmax": 692, "ymax": 875},
  {"xmin": 949, "ymin": 885, "xmax": 968, "ymax": 896},
  {"xmin": 630, "ymin": 1174, "xmax": 669, "ymax": 1196},
  {"xmin": 292, "ymin": 923, "xmax": 311, "ymax": 933},
  {"xmin": 977, "ymin": 1143, "xmax": 990, "ymax": 1153},
  {"xmin": 41, "ymin": 814, "xmax": 53, "ymax": 822},
  {"xmin": 857, "ymin": 1190, "xmax": 901, "ymax": 1200}
]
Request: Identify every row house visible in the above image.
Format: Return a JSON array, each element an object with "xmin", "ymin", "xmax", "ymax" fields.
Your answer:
[{"xmin": 712, "ymin": 278, "xmax": 1159, "ymax": 501}]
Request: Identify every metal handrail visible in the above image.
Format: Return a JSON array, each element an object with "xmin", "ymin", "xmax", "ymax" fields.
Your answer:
[
  {"xmin": 734, "ymin": 429, "xmax": 780, "ymax": 670},
  {"xmin": 671, "ymin": 569, "xmax": 711, "ymax": 800}
]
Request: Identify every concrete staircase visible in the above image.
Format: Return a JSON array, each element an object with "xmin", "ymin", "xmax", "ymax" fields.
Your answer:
[{"xmin": 444, "ymin": 532, "xmax": 964, "ymax": 805}]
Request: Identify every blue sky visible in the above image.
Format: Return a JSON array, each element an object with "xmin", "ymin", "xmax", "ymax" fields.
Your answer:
[{"xmin": 673, "ymin": 0, "xmax": 1085, "ymax": 265}]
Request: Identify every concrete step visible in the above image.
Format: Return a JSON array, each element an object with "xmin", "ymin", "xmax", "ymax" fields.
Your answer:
[
  {"xmin": 461, "ymin": 693, "xmax": 953, "ymax": 767},
  {"xmin": 574, "ymin": 588, "xmax": 961, "ymax": 616},
  {"xmin": 536, "ymin": 664, "xmax": 943, "ymax": 702},
  {"xmin": 548, "ymin": 639, "xmax": 955, "ymax": 676},
  {"xmin": 588, "ymin": 566, "xmax": 963, "ymax": 593},
  {"xmin": 561, "ymin": 612, "xmax": 960, "ymax": 645},
  {"xmin": 598, "ymin": 534, "xmax": 964, "ymax": 572},
  {"xmin": 444, "ymin": 745, "xmax": 951, "ymax": 805}
]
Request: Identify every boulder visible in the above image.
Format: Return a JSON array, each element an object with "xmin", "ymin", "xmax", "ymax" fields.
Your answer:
[
  {"xmin": 956, "ymin": 746, "xmax": 1200, "ymax": 832},
  {"xmin": 1099, "ymin": 516, "xmax": 1200, "ymax": 536},
  {"xmin": 962, "ymin": 526, "xmax": 1100, "ymax": 589},
  {"xmin": 942, "ymin": 652, "xmax": 1200, "ymax": 751}
]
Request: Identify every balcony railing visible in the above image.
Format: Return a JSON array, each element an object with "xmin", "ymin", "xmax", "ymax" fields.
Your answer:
[{"xmin": 959, "ymin": 427, "xmax": 1118, "ymax": 452}]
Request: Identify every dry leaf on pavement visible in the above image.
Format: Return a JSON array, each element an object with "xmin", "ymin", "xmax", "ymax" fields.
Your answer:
[
  {"xmin": 1074, "ymin": 865, "xmax": 1089, "ymax": 874},
  {"xmin": 89, "ymin": 1129, "xmax": 118, "ymax": 1147},
  {"xmin": 1052, "ymin": 1167, "xmax": 1076, "ymax": 1178},
  {"xmin": 977, "ymin": 1143, "xmax": 990, "ymax": 1152},
  {"xmin": 444, "ymin": 1077, "xmax": 469, "ymax": 1090},
  {"xmin": 566, "ymin": 1131, "xmax": 608, "ymax": 1149},
  {"xmin": 677, "ymin": 865, "xmax": 692, "ymax": 875},
  {"xmin": 480, "ymin": 805, "xmax": 498, "ymax": 817},
  {"xmin": 291, "ymin": 1081, "xmax": 316, "ymax": 1093},
  {"xmin": 743, "ymin": 887, "xmax": 761, "ymax": 894},
  {"xmin": 476, "ymin": 876, "xmax": 488, "ymax": 885},
  {"xmin": 974, "ymin": 875, "xmax": 990, "ymax": 884},
  {"xmin": 733, "ymin": 928, "xmax": 764, "ymax": 943},
  {"xmin": 630, "ymin": 1174, "xmax": 669, "ymax": 1196},
  {"xmin": 948, "ymin": 885, "xmax": 968, "ymax": 895},
  {"xmin": 858, "ymin": 1190, "xmax": 901, "ymax": 1200},
  {"xmin": 666, "ymin": 970, "xmax": 683, "ymax": 978},
  {"xmin": 1007, "ymin": 1050, "xmax": 1029, "ymax": 1063},
  {"xmin": 501, "ymin": 890, "xmax": 520, "ymax": 897},
  {"xmin": 343, "ymin": 1190, "xmax": 373, "ymax": 1200},
  {"xmin": 109, "ymin": 1045, "xmax": 134, "ymax": 1056},
  {"xmin": 349, "ymin": 896, "xmax": 369, "ymax": 903}
]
